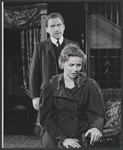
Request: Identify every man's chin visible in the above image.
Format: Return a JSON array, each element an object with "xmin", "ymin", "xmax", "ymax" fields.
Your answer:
[{"xmin": 54, "ymin": 35, "xmax": 62, "ymax": 39}]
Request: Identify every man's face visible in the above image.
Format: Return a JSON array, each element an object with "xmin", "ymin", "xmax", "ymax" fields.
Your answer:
[{"xmin": 46, "ymin": 17, "xmax": 65, "ymax": 39}]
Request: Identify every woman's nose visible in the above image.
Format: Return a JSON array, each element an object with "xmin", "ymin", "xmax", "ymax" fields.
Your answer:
[{"xmin": 73, "ymin": 66, "xmax": 78, "ymax": 71}]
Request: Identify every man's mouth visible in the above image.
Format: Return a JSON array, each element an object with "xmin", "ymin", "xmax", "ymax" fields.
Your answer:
[{"xmin": 55, "ymin": 32, "xmax": 60, "ymax": 34}]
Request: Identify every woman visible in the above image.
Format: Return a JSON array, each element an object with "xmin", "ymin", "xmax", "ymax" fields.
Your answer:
[{"xmin": 39, "ymin": 43, "xmax": 106, "ymax": 148}]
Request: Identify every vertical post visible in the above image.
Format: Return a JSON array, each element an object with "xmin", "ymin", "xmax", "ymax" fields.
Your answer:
[
  {"xmin": 41, "ymin": 15, "xmax": 47, "ymax": 41},
  {"xmin": 116, "ymin": 3, "xmax": 119, "ymax": 26},
  {"xmin": 104, "ymin": 2, "xmax": 107, "ymax": 18},
  {"xmin": 110, "ymin": 2, "xmax": 113, "ymax": 22},
  {"xmin": 84, "ymin": 3, "xmax": 89, "ymax": 76},
  {"xmin": 81, "ymin": 34, "xmax": 84, "ymax": 50},
  {"xmin": 40, "ymin": 8, "xmax": 47, "ymax": 42},
  {"xmin": 98, "ymin": 2, "xmax": 101, "ymax": 14}
]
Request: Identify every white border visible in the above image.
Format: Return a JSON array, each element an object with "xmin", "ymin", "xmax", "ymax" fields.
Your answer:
[{"xmin": 2, "ymin": 1, "xmax": 4, "ymax": 148}]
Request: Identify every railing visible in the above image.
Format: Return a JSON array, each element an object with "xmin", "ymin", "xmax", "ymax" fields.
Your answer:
[{"xmin": 92, "ymin": 2, "xmax": 121, "ymax": 27}]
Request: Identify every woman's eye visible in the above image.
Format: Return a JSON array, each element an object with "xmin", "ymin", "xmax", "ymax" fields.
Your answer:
[
  {"xmin": 77, "ymin": 64, "xmax": 81, "ymax": 67},
  {"xmin": 69, "ymin": 64, "xmax": 73, "ymax": 67}
]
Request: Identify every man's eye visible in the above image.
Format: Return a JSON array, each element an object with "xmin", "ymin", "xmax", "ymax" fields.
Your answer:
[
  {"xmin": 57, "ymin": 24, "xmax": 62, "ymax": 27},
  {"xmin": 50, "ymin": 25, "xmax": 55, "ymax": 28}
]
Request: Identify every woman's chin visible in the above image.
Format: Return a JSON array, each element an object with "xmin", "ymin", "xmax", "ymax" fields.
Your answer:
[{"xmin": 70, "ymin": 74, "xmax": 77, "ymax": 79}]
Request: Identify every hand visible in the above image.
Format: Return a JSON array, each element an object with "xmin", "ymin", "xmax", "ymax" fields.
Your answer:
[
  {"xmin": 62, "ymin": 138, "xmax": 81, "ymax": 148},
  {"xmin": 32, "ymin": 97, "xmax": 40, "ymax": 110},
  {"xmin": 85, "ymin": 127, "xmax": 102, "ymax": 145}
]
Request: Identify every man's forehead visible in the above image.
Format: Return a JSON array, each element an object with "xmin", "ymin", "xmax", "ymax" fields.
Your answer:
[{"xmin": 48, "ymin": 18, "xmax": 63, "ymax": 25}]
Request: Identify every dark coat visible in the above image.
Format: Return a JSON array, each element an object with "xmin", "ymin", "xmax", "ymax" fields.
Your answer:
[
  {"xmin": 29, "ymin": 38, "xmax": 79, "ymax": 99},
  {"xmin": 39, "ymin": 73, "xmax": 106, "ymax": 145}
]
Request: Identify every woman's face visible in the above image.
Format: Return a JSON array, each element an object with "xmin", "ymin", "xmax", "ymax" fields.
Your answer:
[{"xmin": 62, "ymin": 56, "xmax": 83, "ymax": 79}]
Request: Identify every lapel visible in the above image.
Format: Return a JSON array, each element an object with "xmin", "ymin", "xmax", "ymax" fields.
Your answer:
[
  {"xmin": 45, "ymin": 38, "xmax": 56, "ymax": 59},
  {"xmin": 52, "ymin": 73, "xmax": 87, "ymax": 101},
  {"xmin": 54, "ymin": 83, "xmax": 75, "ymax": 101},
  {"xmin": 64, "ymin": 38, "xmax": 70, "ymax": 45}
]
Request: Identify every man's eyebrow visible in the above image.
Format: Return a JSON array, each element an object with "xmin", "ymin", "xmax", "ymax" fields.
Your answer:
[{"xmin": 50, "ymin": 24, "xmax": 55, "ymax": 26}]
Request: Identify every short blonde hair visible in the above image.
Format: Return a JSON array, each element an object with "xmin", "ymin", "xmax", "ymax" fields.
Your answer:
[{"xmin": 59, "ymin": 43, "xmax": 87, "ymax": 69}]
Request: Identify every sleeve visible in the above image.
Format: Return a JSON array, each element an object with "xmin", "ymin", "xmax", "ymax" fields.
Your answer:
[
  {"xmin": 40, "ymin": 81, "xmax": 67, "ymax": 144},
  {"xmin": 87, "ymin": 79, "xmax": 106, "ymax": 131},
  {"xmin": 29, "ymin": 44, "xmax": 41, "ymax": 99}
]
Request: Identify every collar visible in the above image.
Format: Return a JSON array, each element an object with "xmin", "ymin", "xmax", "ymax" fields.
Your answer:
[
  {"xmin": 51, "ymin": 72, "xmax": 87, "ymax": 90},
  {"xmin": 74, "ymin": 72, "xmax": 87, "ymax": 88},
  {"xmin": 50, "ymin": 36, "xmax": 64, "ymax": 45}
]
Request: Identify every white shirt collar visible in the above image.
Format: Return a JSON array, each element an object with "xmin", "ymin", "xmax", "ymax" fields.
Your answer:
[{"xmin": 50, "ymin": 36, "xmax": 64, "ymax": 45}]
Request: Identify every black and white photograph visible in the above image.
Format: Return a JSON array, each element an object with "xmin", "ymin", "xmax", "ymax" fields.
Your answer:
[{"xmin": 2, "ymin": 1, "xmax": 121, "ymax": 148}]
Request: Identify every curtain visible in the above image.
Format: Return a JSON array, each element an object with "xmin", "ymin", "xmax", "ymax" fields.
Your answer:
[
  {"xmin": 21, "ymin": 27, "xmax": 41, "ymax": 97},
  {"xmin": 4, "ymin": 4, "xmax": 46, "ymax": 28},
  {"xmin": 4, "ymin": 4, "xmax": 47, "ymax": 96}
]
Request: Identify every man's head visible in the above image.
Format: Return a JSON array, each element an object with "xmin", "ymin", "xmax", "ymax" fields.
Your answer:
[{"xmin": 45, "ymin": 13, "xmax": 65, "ymax": 40}]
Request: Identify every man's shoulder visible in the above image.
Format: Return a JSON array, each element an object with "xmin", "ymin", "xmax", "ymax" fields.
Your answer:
[
  {"xmin": 65, "ymin": 38, "xmax": 79, "ymax": 47},
  {"xmin": 37, "ymin": 38, "xmax": 50, "ymax": 46}
]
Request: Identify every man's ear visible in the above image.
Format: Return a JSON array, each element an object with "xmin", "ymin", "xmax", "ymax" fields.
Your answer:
[
  {"xmin": 45, "ymin": 27, "xmax": 48, "ymax": 33},
  {"xmin": 63, "ymin": 24, "xmax": 65, "ymax": 30}
]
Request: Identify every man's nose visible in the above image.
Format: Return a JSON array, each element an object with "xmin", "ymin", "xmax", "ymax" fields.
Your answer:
[{"xmin": 54, "ymin": 25, "xmax": 59, "ymax": 30}]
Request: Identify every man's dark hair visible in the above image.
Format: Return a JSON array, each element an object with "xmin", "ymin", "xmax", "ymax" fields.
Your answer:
[{"xmin": 45, "ymin": 12, "xmax": 65, "ymax": 27}]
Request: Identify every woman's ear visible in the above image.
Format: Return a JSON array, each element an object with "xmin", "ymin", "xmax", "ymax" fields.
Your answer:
[
  {"xmin": 60, "ymin": 64, "xmax": 63, "ymax": 69},
  {"xmin": 59, "ymin": 61, "xmax": 64, "ymax": 69}
]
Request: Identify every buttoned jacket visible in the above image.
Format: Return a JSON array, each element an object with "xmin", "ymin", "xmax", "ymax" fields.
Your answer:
[
  {"xmin": 29, "ymin": 38, "xmax": 79, "ymax": 99},
  {"xmin": 39, "ymin": 73, "xmax": 106, "ymax": 144}
]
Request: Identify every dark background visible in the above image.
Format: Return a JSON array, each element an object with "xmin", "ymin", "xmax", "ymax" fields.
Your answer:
[{"xmin": 4, "ymin": 2, "xmax": 86, "ymax": 48}]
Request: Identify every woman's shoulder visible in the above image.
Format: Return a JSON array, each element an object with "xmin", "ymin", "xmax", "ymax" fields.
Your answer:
[
  {"xmin": 50, "ymin": 73, "xmax": 63, "ymax": 89},
  {"xmin": 86, "ymin": 77, "xmax": 101, "ymax": 91},
  {"xmin": 77, "ymin": 72, "xmax": 97, "ymax": 85},
  {"xmin": 42, "ymin": 74, "xmax": 63, "ymax": 92},
  {"xmin": 86, "ymin": 77, "xmax": 97, "ymax": 84},
  {"xmin": 51, "ymin": 73, "xmax": 63, "ymax": 83},
  {"xmin": 79, "ymin": 72, "xmax": 87, "ymax": 77}
]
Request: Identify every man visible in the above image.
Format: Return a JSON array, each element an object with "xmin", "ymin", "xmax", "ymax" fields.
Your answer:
[
  {"xmin": 30, "ymin": 12, "xmax": 79, "ymax": 111},
  {"xmin": 29, "ymin": 12, "xmax": 79, "ymax": 148}
]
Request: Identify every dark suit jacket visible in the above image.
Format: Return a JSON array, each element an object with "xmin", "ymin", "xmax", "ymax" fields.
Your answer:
[{"xmin": 29, "ymin": 38, "xmax": 79, "ymax": 99}]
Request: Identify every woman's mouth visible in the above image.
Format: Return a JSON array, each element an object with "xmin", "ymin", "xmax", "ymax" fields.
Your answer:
[{"xmin": 71, "ymin": 73, "xmax": 77, "ymax": 76}]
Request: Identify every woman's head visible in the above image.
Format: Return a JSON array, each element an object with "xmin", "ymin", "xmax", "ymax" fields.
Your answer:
[{"xmin": 59, "ymin": 43, "xmax": 87, "ymax": 79}]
